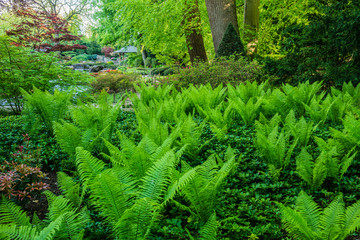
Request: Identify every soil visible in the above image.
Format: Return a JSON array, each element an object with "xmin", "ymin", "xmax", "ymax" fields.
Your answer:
[{"xmin": 22, "ymin": 171, "xmax": 62, "ymax": 220}]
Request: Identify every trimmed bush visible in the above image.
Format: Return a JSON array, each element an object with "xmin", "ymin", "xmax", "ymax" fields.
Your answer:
[
  {"xmin": 172, "ymin": 57, "xmax": 269, "ymax": 88},
  {"xmin": 215, "ymin": 23, "xmax": 245, "ymax": 59}
]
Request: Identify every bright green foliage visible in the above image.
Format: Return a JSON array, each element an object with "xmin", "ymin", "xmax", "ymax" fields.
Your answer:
[
  {"xmin": 284, "ymin": 110, "xmax": 317, "ymax": 147},
  {"xmin": 331, "ymin": 114, "xmax": 360, "ymax": 153},
  {"xmin": 303, "ymin": 98, "xmax": 329, "ymax": 125},
  {"xmin": 131, "ymin": 83, "xmax": 177, "ymax": 108},
  {"xmin": 189, "ymin": 84, "xmax": 227, "ymax": 111},
  {"xmin": 262, "ymin": 88, "xmax": 292, "ymax": 118},
  {"xmin": 176, "ymin": 147, "xmax": 238, "ymax": 221},
  {"xmin": 21, "ymin": 87, "xmax": 72, "ymax": 135},
  {"xmin": 0, "ymin": 192, "xmax": 89, "ymax": 240},
  {"xmin": 255, "ymin": 119, "xmax": 297, "ymax": 179},
  {"xmin": 215, "ymin": 23, "xmax": 245, "ymax": 58},
  {"xmin": 283, "ymin": 81, "xmax": 323, "ymax": 114},
  {"xmin": 227, "ymin": 81, "xmax": 269, "ymax": 103},
  {"xmin": 75, "ymin": 135, "xmax": 196, "ymax": 238},
  {"xmin": 175, "ymin": 114, "xmax": 207, "ymax": 157},
  {"xmin": 54, "ymin": 92, "xmax": 123, "ymax": 161},
  {"xmin": 197, "ymin": 102, "xmax": 233, "ymax": 140},
  {"xmin": 296, "ymin": 138, "xmax": 356, "ymax": 187},
  {"xmin": 230, "ymin": 97, "xmax": 263, "ymax": 125},
  {"xmin": 57, "ymin": 172, "xmax": 83, "ymax": 208},
  {"xmin": 318, "ymin": 94, "xmax": 353, "ymax": 124},
  {"xmin": 278, "ymin": 191, "xmax": 360, "ymax": 240},
  {"xmin": 0, "ymin": 35, "xmax": 89, "ymax": 113},
  {"xmin": 199, "ymin": 213, "xmax": 217, "ymax": 240}
]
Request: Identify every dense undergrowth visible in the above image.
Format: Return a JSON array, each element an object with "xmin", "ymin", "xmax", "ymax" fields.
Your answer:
[{"xmin": 2, "ymin": 81, "xmax": 360, "ymax": 239}]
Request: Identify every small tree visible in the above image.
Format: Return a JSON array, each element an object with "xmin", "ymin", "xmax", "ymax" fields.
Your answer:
[
  {"xmin": 215, "ymin": 23, "xmax": 245, "ymax": 59},
  {"xmin": 101, "ymin": 46, "xmax": 114, "ymax": 57},
  {"xmin": 6, "ymin": 9, "xmax": 87, "ymax": 53},
  {"xmin": 0, "ymin": 35, "xmax": 89, "ymax": 113}
]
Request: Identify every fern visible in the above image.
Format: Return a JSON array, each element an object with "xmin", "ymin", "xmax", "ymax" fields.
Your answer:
[
  {"xmin": 283, "ymin": 81, "xmax": 323, "ymax": 114},
  {"xmin": 197, "ymin": 102, "xmax": 233, "ymax": 140},
  {"xmin": 262, "ymin": 88, "xmax": 292, "ymax": 118},
  {"xmin": 188, "ymin": 84, "xmax": 226, "ymax": 113},
  {"xmin": 296, "ymin": 139, "xmax": 357, "ymax": 187},
  {"xmin": 57, "ymin": 172, "xmax": 82, "ymax": 208},
  {"xmin": 284, "ymin": 110, "xmax": 317, "ymax": 147},
  {"xmin": 331, "ymin": 114, "xmax": 360, "ymax": 153},
  {"xmin": 21, "ymin": 87, "xmax": 71, "ymax": 134},
  {"xmin": 78, "ymin": 134, "xmax": 197, "ymax": 238},
  {"xmin": 278, "ymin": 190, "xmax": 360, "ymax": 240},
  {"xmin": 54, "ymin": 91, "xmax": 123, "ymax": 161},
  {"xmin": 180, "ymin": 147, "xmax": 238, "ymax": 221},
  {"xmin": 0, "ymin": 193, "xmax": 89, "ymax": 240},
  {"xmin": 199, "ymin": 212, "xmax": 217, "ymax": 240},
  {"xmin": 230, "ymin": 96, "xmax": 263, "ymax": 125},
  {"xmin": 255, "ymin": 120, "xmax": 297, "ymax": 179},
  {"xmin": 227, "ymin": 80, "xmax": 269, "ymax": 103},
  {"xmin": 0, "ymin": 197, "xmax": 30, "ymax": 226}
]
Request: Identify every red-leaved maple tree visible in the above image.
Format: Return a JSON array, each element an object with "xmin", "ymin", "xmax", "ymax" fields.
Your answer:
[
  {"xmin": 6, "ymin": 9, "xmax": 87, "ymax": 52},
  {"xmin": 101, "ymin": 46, "xmax": 114, "ymax": 57}
]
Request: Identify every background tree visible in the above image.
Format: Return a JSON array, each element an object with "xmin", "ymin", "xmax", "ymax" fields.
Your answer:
[
  {"xmin": 93, "ymin": 0, "xmax": 211, "ymax": 64},
  {"xmin": 205, "ymin": 0, "xmax": 239, "ymax": 53},
  {"xmin": 243, "ymin": 0, "xmax": 260, "ymax": 41},
  {"xmin": 101, "ymin": 46, "xmax": 114, "ymax": 57},
  {"xmin": 6, "ymin": 9, "xmax": 87, "ymax": 53}
]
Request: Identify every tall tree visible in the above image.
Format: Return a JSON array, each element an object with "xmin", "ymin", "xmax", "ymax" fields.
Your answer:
[
  {"xmin": 94, "ymin": 0, "xmax": 209, "ymax": 64},
  {"xmin": 183, "ymin": 0, "xmax": 208, "ymax": 63},
  {"xmin": 244, "ymin": 0, "xmax": 260, "ymax": 41},
  {"xmin": 205, "ymin": 0, "xmax": 239, "ymax": 53}
]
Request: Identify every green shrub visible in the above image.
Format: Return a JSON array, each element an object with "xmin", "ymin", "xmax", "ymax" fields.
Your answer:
[
  {"xmin": 134, "ymin": 58, "xmax": 143, "ymax": 67},
  {"xmin": 72, "ymin": 54, "xmax": 89, "ymax": 62},
  {"xmin": 91, "ymin": 70, "xmax": 139, "ymax": 96},
  {"xmin": 145, "ymin": 57, "xmax": 152, "ymax": 67},
  {"xmin": 174, "ymin": 57, "xmax": 267, "ymax": 88},
  {"xmin": 215, "ymin": 23, "xmax": 245, "ymax": 59}
]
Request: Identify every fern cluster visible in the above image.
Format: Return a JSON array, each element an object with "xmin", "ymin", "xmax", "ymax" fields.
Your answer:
[
  {"xmin": 278, "ymin": 191, "xmax": 360, "ymax": 240},
  {"xmin": 0, "ymin": 191, "xmax": 89, "ymax": 240},
  {"xmin": 75, "ymin": 133, "xmax": 237, "ymax": 238}
]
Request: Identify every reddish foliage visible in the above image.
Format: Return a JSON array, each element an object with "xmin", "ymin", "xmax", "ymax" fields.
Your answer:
[
  {"xmin": 0, "ymin": 161, "xmax": 49, "ymax": 201},
  {"xmin": 101, "ymin": 46, "xmax": 114, "ymax": 57},
  {"xmin": 6, "ymin": 8, "xmax": 87, "ymax": 53}
]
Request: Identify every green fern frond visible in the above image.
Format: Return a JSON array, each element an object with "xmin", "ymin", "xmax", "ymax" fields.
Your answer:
[
  {"xmin": 296, "ymin": 148, "xmax": 314, "ymax": 185},
  {"xmin": 57, "ymin": 172, "xmax": 82, "ymax": 208},
  {"xmin": 75, "ymin": 147, "xmax": 106, "ymax": 186},
  {"xmin": 0, "ymin": 197, "xmax": 30, "ymax": 226},
  {"xmin": 320, "ymin": 194, "xmax": 345, "ymax": 239},
  {"xmin": 139, "ymin": 151, "xmax": 176, "ymax": 202},
  {"xmin": 90, "ymin": 169, "xmax": 134, "ymax": 225},
  {"xmin": 199, "ymin": 213, "xmax": 217, "ymax": 240}
]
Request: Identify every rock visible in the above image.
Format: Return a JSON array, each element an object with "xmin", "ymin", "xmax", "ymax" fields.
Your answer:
[{"xmin": 89, "ymin": 65, "xmax": 104, "ymax": 73}]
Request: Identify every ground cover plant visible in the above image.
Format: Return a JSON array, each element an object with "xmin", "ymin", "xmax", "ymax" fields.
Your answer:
[{"xmin": 3, "ymin": 81, "xmax": 360, "ymax": 239}]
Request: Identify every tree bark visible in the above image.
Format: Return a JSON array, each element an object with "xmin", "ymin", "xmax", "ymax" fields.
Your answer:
[
  {"xmin": 184, "ymin": 0, "xmax": 208, "ymax": 63},
  {"xmin": 205, "ymin": 0, "xmax": 239, "ymax": 53},
  {"xmin": 244, "ymin": 0, "xmax": 260, "ymax": 41},
  {"xmin": 141, "ymin": 45, "xmax": 148, "ymax": 67}
]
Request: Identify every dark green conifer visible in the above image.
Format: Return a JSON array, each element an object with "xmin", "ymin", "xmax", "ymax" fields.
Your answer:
[{"xmin": 215, "ymin": 23, "xmax": 245, "ymax": 59}]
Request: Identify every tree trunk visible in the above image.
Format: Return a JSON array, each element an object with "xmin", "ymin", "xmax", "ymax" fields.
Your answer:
[
  {"xmin": 141, "ymin": 45, "xmax": 148, "ymax": 67},
  {"xmin": 184, "ymin": 0, "xmax": 208, "ymax": 63},
  {"xmin": 205, "ymin": 0, "xmax": 239, "ymax": 53},
  {"xmin": 244, "ymin": 0, "xmax": 260, "ymax": 41}
]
